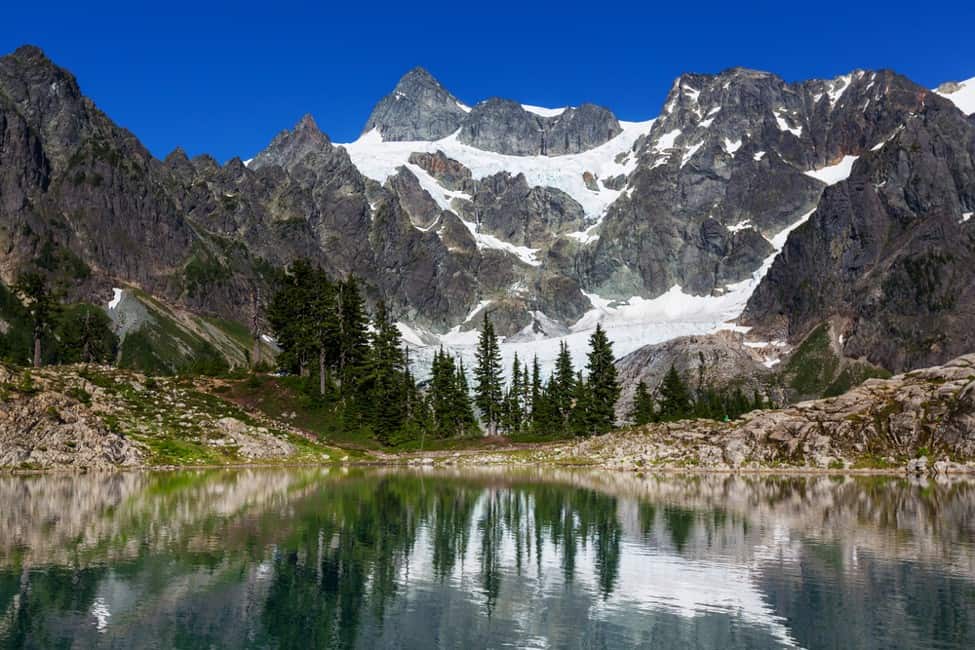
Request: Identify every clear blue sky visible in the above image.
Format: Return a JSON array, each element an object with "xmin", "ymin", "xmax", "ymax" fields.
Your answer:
[{"xmin": 3, "ymin": 1, "xmax": 972, "ymax": 162}]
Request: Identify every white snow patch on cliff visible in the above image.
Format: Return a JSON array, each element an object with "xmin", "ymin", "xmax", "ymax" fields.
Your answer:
[
  {"xmin": 342, "ymin": 120, "xmax": 654, "ymax": 220},
  {"xmin": 962, "ymin": 212, "xmax": 973, "ymax": 224},
  {"xmin": 804, "ymin": 155, "xmax": 858, "ymax": 185},
  {"xmin": 107, "ymin": 288, "xmax": 123, "ymax": 310},
  {"xmin": 521, "ymin": 104, "xmax": 568, "ymax": 117},
  {"xmin": 936, "ymin": 77, "xmax": 975, "ymax": 115},
  {"xmin": 723, "ymin": 138, "xmax": 742, "ymax": 155}
]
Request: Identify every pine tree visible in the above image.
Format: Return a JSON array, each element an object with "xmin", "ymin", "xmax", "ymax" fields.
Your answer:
[
  {"xmin": 453, "ymin": 358, "xmax": 477, "ymax": 435},
  {"xmin": 585, "ymin": 324, "xmax": 620, "ymax": 434},
  {"xmin": 569, "ymin": 371, "xmax": 591, "ymax": 436},
  {"xmin": 529, "ymin": 356, "xmax": 542, "ymax": 429},
  {"xmin": 658, "ymin": 365, "xmax": 692, "ymax": 421},
  {"xmin": 367, "ymin": 300, "xmax": 406, "ymax": 444},
  {"xmin": 506, "ymin": 354, "xmax": 524, "ymax": 433},
  {"xmin": 308, "ymin": 266, "xmax": 338, "ymax": 397},
  {"xmin": 14, "ymin": 272, "xmax": 60, "ymax": 368},
  {"xmin": 552, "ymin": 341, "xmax": 575, "ymax": 432},
  {"xmin": 473, "ymin": 313, "xmax": 503, "ymax": 434},
  {"xmin": 629, "ymin": 381, "xmax": 656, "ymax": 425},
  {"xmin": 337, "ymin": 275, "xmax": 370, "ymax": 394}
]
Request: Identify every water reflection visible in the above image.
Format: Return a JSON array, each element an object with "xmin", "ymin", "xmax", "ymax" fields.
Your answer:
[{"xmin": 1, "ymin": 469, "xmax": 973, "ymax": 649}]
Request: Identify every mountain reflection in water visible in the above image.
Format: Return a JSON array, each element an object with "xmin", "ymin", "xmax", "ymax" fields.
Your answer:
[{"xmin": 1, "ymin": 468, "xmax": 973, "ymax": 649}]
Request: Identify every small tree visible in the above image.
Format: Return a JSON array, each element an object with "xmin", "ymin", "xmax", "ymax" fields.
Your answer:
[
  {"xmin": 473, "ymin": 313, "xmax": 503, "ymax": 434},
  {"xmin": 585, "ymin": 324, "xmax": 620, "ymax": 434},
  {"xmin": 629, "ymin": 381, "xmax": 656, "ymax": 425},
  {"xmin": 14, "ymin": 272, "xmax": 59, "ymax": 368},
  {"xmin": 658, "ymin": 365, "xmax": 692, "ymax": 421}
]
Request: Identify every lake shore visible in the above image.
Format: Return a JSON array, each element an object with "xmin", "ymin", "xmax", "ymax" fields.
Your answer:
[{"xmin": 3, "ymin": 353, "xmax": 975, "ymax": 474}]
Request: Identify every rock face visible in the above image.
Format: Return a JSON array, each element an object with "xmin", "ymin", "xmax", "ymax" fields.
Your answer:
[
  {"xmin": 614, "ymin": 331, "xmax": 775, "ymax": 419},
  {"xmin": 567, "ymin": 353, "xmax": 975, "ymax": 472},
  {"xmin": 362, "ymin": 67, "xmax": 468, "ymax": 141},
  {"xmin": 456, "ymin": 100, "xmax": 622, "ymax": 156},
  {"xmin": 742, "ymin": 88, "xmax": 975, "ymax": 372},
  {"xmin": 1, "ymin": 46, "xmax": 973, "ymax": 373},
  {"xmin": 0, "ymin": 366, "xmax": 143, "ymax": 469}
]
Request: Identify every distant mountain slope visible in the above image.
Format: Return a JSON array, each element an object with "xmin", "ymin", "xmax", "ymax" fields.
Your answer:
[{"xmin": 1, "ymin": 44, "xmax": 973, "ymax": 378}]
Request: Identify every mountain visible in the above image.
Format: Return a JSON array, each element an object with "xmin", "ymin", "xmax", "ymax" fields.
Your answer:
[{"xmin": 1, "ymin": 44, "xmax": 973, "ymax": 382}]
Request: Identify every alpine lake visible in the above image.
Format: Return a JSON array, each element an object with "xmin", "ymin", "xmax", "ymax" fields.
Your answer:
[{"xmin": 1, "ymin": 468, "xmax": 973, "ymax": 649}]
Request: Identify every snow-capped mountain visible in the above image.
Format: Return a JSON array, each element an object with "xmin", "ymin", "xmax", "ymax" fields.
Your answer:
[{"xmin": 1, "ymin": 43, "xmax": 973, "ymax": 378}]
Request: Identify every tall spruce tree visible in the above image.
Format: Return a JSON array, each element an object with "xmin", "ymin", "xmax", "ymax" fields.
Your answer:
[
  {"xmin": 337, "ymin": 275, "xmax": 370, "ymax": 394},
  {"xmin": 367, "ymin": 301, "xmax": 406, "ymax": 444},
  {"xmin": 552, "ymin": 341, "xmax": 575, "ymax": 431},
  {"xmin": 585, "ymin": 324, "xmax": 620, "ymax": 434},
  {"xmin": 473, "ymin": 313, "xmax": 503, "ymax": 434},
  {"xmin": 569, "ymin": 370, "xmax": 591, "ymax": 436}
]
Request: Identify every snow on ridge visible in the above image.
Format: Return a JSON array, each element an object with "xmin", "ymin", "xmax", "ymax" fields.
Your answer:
[
  {"xmin": 455, "ymin": 100, "xmax": 472, "ymax": 113},
  {"xmin": 804, "ymin": 155, "xmax": 858, "ymax": 185},
  {"xmin": 341, "ymin": 120, "xmax": 654, "ymax": 221},
  {"xmin": 827, "ymin": 74, "xmax": 852, "ymax": 108},
  {"xmin": 935, "ymin": 77, "xmax": 975, "ymax": 116},
  {"xmin": 402, "ymin": 208, "xmax": 816, "ymax": 381},
  {"xmin": 521, "ymin": 104, "xmax": 568, "ymax": 117}
]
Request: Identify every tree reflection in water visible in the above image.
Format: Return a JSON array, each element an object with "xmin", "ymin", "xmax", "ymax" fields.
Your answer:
[{"xmin": 0, "ymin": 469, "xmax": 973, "ymax": 649}]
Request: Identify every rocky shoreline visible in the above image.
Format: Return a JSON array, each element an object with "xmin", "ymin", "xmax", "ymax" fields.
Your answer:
[{"xmin": 2, "ymin": 354, "xmax": 974, "ymax": 475}]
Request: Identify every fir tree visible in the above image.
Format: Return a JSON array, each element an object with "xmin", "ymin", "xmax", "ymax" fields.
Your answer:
[
  {"xmin": 629, "ymin": 381, "xmax": 656, "ymax": 425},
  {"xmin": 658, "ymin": 365, "xmax": 692, "ymax": 421},
  {"xmin": 552, "ymin": 341, "xmax": 575, "ymax": 431},
  {"xmin": 14, "ymin": 272, "xmax": 60, "ymax": 368},
  {"xmin": 473, "ymin": 313, "xmax": 503, "ymax": 434},
  {"xmin": 337, "ymin": 275, "xmax": 370, "ymax": 394},
  {"xmin": 585, "ymin": 324, "xmax": 620, "ymax": 434},
  {"xmin": 367, "ymin": 300, "xmax": 406, "ymax": 444},
  {"xmin": 568, "ymin": 371, "xmax": 591, "ymax": 436}
]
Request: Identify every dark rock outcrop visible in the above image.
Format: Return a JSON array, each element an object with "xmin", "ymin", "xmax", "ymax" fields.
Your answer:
[{"xmin": 362, "ymin": 67, "xmax": 468, "ymax": 141}]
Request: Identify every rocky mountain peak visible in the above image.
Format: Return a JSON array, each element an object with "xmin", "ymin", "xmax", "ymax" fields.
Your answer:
[
  {"xmin": 249, "ymin": 113, "xmax": 333, "ymax": 172},
  {"xmin": 361, "ymin": 66, "xmax": 467, "ymax": 142}
]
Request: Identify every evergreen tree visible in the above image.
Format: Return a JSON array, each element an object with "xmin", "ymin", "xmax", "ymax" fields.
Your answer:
[
  {"xmin": 55, "ymin": 303, "xmax": 118, "ymax": 365},
  {"xmin": 473, "ymin": 313, "xmax": 503, "ymax": 434},
  {"xmin": 267, "ymin": 259, "xmax": 318, "ymax": 375},
  {"xmin": 529, "ymin": 356, "xmax": 542, "ymax": 429},
  {"xmin": 552, "ymin": 341, "xmax": 575, "ymax": 431},
  {"xmin": 629, "ymin": 381, "xmax": 656, "ymax": 425},
  {"xmin": 585, "ymin": 324, "xmax": 620, "ymax": 434},
  {"xmin": 505, "ymin": 354, "xmax": 524, "ymax": 433},
  {"xmin": 658, "ymin": 365, "xmax": 692, "ymax": 421},
  {"xmin": 453, "ymin": 358, "xmax": 477, "ymax": 434},
  {"xmin": 309, "ymin": 267, "xmax": 338, "ymax": 397},
  {"xmin": 367, "ymin": 301, "xmax": 406, "ymax": 444},
  {"xmin": 568, "ymin": 371, "xmax": 591, "ymax": 436},
  {"xmin": 337, "ymin": 275, "xmax": 370, "ymax": 394},
  {"xmin": 14, "ymin": 272, "xmax": 59, "ymax": 368}
]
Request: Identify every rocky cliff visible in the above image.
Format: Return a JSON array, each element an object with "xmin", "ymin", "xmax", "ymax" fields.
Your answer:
[{"xmin": 1, "ymin": 45, "xmax": 973, "ymax": 380}]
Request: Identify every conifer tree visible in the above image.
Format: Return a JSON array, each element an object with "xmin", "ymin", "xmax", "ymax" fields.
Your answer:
[
  {"xmin": 552, "ymin": 341, "xmax": 575, "ymax": 431},
  {"xmin": 530, "ymin": 356, "xmax": 542, "ymax": 429},
  {"xmin": 367, "ymin": 300, "xmax": 406, "ymax": 443},
  {"xmin": 337, "ymin": 275, "xmax": 370, "ymax": 394},
  {"xmin": 473, "ymin": 313, "xmax": 503, "ymax": 434},
  {"xmin": 629, "ymin": 380, "xmax": 656, "ymax": 425},
  {"xmin": 569, "ymin": 370, "xmax": 591, "ymax": 436},
  {"xmin": 14, "ymin": 272, "xmax": 60, "ymax": 368},
  {"xmin": 658, "ymin": 365, "xmax": 693, "ymax": 421},
  {"xmin": 585, "ymin": 324, "xmax": 620, "ymax": 434}
]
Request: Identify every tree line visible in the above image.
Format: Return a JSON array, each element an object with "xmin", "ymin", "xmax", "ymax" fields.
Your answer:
[
  {"xmin": 629, "ymin": 364, "xmax": 770, "ymax": 425},
  {"xmin": 266, "ymin": 262, "xmax": 624, "ymax": 445}
]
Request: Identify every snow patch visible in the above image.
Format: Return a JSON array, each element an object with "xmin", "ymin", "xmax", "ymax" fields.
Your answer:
[
  {"xmin": 680, "ymin": 141, "xmax": 703, "ymax": 168},
  {"xmin": 521, "ymin": 104, "xmax": 568, "ymax": 117},
  {"xmin": 342, "ymin": 120, "xmax": 654, "ymax": 220},
  {"xmin": 936, "ymin": 76, "xmax": 975, "ymax": 116},
  {"xmin": 804, "ymin": 155, "xmax": 858, "ymax": 185},
  {"xmin": 828, "ymin": 74, "xmax": 852, "ymax": 109},
  {"xmin": 107, "ymin": 288, "xmax": 123, "ymax": 310},
  {"xmin": 726, "ymin": 219, "xmax": 752, "ymax": 233},
  {"xmin": 961, "ymin": 212, "xmax": 973, "ymax": 224},
  {"xmin": 753, "ymin": 151, "xmax": 766, "ymax": 161},
  {"xmin": 723, "ymin": 138, "xmax": 742, "ymax": 155},
  {"xmin": 654, "ymin": 128, "xmax": 682, "ymax": 152},
  {"xmin": 455, "ymin": 100, "xmax": 472, "ymax": 113},
  {"xmin": 774, "ymin": 111, "xmax": 802, "ymax": 137}
]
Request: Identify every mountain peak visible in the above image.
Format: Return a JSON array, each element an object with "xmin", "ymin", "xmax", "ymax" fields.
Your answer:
[{"xmin": 362, "ymin": 67, "xmax": 466, "ymax": 141}]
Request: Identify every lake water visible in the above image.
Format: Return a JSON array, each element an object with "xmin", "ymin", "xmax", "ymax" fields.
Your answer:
[{"xmin": 0, "ymin": 468, "xmax": 973, "ymax": 649}]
